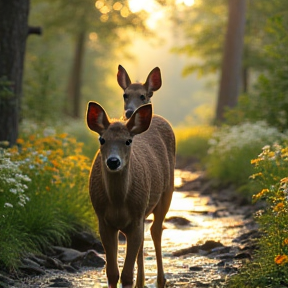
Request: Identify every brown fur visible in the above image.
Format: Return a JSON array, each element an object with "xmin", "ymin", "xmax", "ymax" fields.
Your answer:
[{"xmin": 87, "ymin": 103, "xmax": 175, "ymax": 288}]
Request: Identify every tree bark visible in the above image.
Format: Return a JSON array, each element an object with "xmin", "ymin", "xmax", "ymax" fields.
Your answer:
[
  {"xmin": 216, "ymin": 0, "xmax": 246, "ymax": 122},
  {"xmin": 0, "ymin": 0, "xmax": 30, "ymax": 146},
  {"xmin": 66, "ymin": 31, "xmax": 86, "ymax": 118}
]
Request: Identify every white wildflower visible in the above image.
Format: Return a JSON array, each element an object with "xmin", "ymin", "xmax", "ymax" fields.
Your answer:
[{"xmin": 4, "ymin": 203, "xmax": 13, "ymax": 208}]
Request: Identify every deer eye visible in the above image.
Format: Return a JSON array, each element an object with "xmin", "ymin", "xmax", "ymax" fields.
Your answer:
[
  {"xmin": 99, "ymin": 136, "xmax": 105, "ymax": 145},
  {"xmin": 126, "ymin": 139, "xmax": 132, "ymax": 146},
  {"xmin": 140, "ymin": 95, "xmax": 146, "ymax": 101},
  {"xmin": 123, "ymin": 94, "xmax": 128, "ymax": 100}
]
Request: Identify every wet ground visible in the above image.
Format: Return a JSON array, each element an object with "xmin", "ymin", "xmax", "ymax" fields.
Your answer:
[{"xmin": 12, "ymin": 169, "xmax": 256, "ymax": 288}]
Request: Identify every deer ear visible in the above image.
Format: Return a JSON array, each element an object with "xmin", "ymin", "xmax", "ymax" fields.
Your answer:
[
  {"xmin": 86, "ymin": 102, "xmax": 110, "ymax": 135},
  {"xmin": 126, "ymin": 104, "xmax": 152, "ymax": 136},
  {"xmin": 117, "ymin": 65, "xmax": 131, "ymax": 90},
  {"xmin": 144, "ymin": 67, "xmax": 162, "ymax": 95}
]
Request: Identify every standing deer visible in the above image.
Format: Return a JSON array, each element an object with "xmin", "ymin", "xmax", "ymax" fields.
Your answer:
[
  {"xmin": 86, "ymin": 102, "xmax": 175, "ymax": 288},
  {"xmin": 117, "ymin": 65, "xmax": 162, "ymax": 120}
]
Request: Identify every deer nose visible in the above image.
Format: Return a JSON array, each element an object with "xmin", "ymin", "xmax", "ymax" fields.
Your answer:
[
  {"xmin": 125, "ymin": 109, "xmax": 134, "ymax": 119},
  {"xmin": 106, "ymin": 157, "xmax": 121, "ymax": 170}
]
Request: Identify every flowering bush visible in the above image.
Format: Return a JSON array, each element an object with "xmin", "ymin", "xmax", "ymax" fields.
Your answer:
[
  {"xmin": 228, "ymin": 144, "xmax": 288, "ymax": 287},
  {"xmin": 206, "ymin": 121, "xmax": 288, "ymax": 191},
  {"xmin": 0, "ymin": 130, "xmax": 97, "ymax": 270},
  {"xmin": 0, "ymin": 149, "xmax": 31, "ymax": 213}
]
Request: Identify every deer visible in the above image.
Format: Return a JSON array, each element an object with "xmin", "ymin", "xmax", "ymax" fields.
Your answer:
[
  {"xmin": 86, "ymin": 101, "xmax": 175, "ymax": 288},
  {"xmin": 117, "ymin": 65, "xmax": 162, "ymax": 120}
]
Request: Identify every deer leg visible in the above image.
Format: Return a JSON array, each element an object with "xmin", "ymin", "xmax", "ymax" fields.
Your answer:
[
  {"xmin": 121, "ymin": 222, "xmax": 144, "ymax": 288},
  {"xmin": 99, "ymin": 221, "xmax": 119, "ymax": 288},
  {"xmin": 136, "ymin": 240, "xmax": 144, "ymax": 288},
  {"xmin": 151, "ymin": 191, "xmax": 173, "ymax": 288}
]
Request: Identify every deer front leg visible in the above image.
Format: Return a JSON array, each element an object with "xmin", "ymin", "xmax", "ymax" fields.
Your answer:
[
  {"xmin": 99, "ymin": 221, "xmax": 119, "ymax": 288},
  {"xmin": 121, "ymin": 222, "xmax": 144, "ymax": 288}
]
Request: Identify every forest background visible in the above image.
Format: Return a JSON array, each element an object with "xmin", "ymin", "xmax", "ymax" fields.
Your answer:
[{"xmin": 1, "ymin": 1, "xmax": 288, "ymax": 287}]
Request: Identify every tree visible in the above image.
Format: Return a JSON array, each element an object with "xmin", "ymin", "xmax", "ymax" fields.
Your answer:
[
  {"xmin": 172, "ymin": 0, "xmax": 288, "ymax": 92},
  {"xmin": 0, "ymin": 0, "xmax": 30, "ymax": 146},
  {"xmin": 216, "ymin": 0, "xmax": 246, "ymax": 122},
  {"xmin": 41, "ymin": 0, "xmax": 148, "ymax": 118}
]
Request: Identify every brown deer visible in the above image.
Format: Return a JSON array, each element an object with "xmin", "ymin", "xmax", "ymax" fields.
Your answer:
[
  {"xmin": 86, "ymin": 102, "xmax": 175, "ymax": 288},
  {"xmin": 117, "ymin": 65, "xmax": 162, "ymax": 119}
]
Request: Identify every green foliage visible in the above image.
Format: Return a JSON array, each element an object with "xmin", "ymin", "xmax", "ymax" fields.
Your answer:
[
  {"xmin": 23, "ymin": 54, "xmax": 63, "ymax": 123},
  {"xmin": 172, "ymin": 0, "xmax": 288, "ymax": 79},
  {"xmin": 206, "ymin": 122, "xmax": 288, "ymax": 193},
  {"xmin": 175, "ymin": 126, "xmax": 214, "ymax": 165},
  {"xmin": 0, "ymin": 126, "xmax": 97, "ymax": 271},
  {"xmin": 227, "ymin": 144, "xmax": 288, "ymax": 287},
  {"xmin": 225, "ymin": 15, "xmax": 288, "ymax": 130}
]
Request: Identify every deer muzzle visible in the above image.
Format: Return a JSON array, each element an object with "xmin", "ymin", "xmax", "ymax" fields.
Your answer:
[{"xmin": 106, "ymin": 156, "xmax": 121, "ymax": 171}]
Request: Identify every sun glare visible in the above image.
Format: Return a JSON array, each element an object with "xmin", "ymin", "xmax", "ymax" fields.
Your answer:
[{"xmin": 176, "ymin": 0, "xmax": 195, "ymax": 6}]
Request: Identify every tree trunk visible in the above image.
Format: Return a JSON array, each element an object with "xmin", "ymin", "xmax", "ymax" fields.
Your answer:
[
  {"xmin": 66, "ymin": 31, "xmax": 86, "ymax": 118},
  {"xmin": 216, "ymin": 0, "xmax": 246, "ymax": 122},
  {"xmin": 0, "ymin": 0, "xmax": 30, "ymax": 146}
]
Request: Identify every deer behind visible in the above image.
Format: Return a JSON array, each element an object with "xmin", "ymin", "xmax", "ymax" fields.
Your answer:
[
  {"xmin": 86, "ymin": 102, "xmax": 175, "ymax": 288},
  {"xmin": 117, "ymin": 65, "xmax": 161, "ymax": 120}
]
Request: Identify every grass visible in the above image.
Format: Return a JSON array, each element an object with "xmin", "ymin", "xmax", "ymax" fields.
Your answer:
[{"xmin": 175, "ymin": 125, "xmax": 214, "ymax": 168}]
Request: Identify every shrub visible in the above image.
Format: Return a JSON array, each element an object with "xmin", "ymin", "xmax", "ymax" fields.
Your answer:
[
  {"xmin": 206, "ymin": 121, "xmax": 288, "ymax": 191},
  {"xmin": 0, "ymin": 128, "xmax": 97, "ymax": 271},
  {"xmin": 227, "ymin": 144, "xmax": 288, "ymax": 287}
]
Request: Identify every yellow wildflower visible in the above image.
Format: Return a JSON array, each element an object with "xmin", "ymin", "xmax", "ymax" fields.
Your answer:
[
  {"xmin": 274, "ymin": 202, "xmax": 284, "ymax": 212},
  {"xmin": 249, "ymin": 172, "xmax": 263, "ymax": 179},
  {"xmin": 275, "ymin": 254, "xmax": 288, "ymax": 265},
  {"xmin": 253, "ymin": 188, "xmax": 269, "ymax": 201},
  {"xmin": 251, "ymin": 158, "xmax": 261, "ymax": 165},
  {"xmin": 283, "ymin": 239, "xmax": 288, "ymax": 246},
  {"xmin": 280, "ymin": 177, "xmax": 288, "ymax": 184},
  {"xmin": 16, "ymin": 138, "xmax": 24, "ymax": 144}
]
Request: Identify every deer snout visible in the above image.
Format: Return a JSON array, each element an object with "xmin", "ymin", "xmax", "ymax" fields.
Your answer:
[
  {"xmin": 106, "ymin": 156, "xmax": 121, "ymax": 171},
  {"xmin": 125, "ymin": 109, "xmax": 134, "ymax": 119}
]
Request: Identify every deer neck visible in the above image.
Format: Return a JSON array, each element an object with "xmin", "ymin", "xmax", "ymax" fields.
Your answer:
[{"xmin": 102, "ymin": 163, "xmax": 131, "ymax": 205}]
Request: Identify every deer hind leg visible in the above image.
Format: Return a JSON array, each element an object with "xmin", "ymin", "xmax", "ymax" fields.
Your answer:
[
  {"xmin": 136, "ymin": 240, "xmax": 144, "ymax": 288},
  {"xmin": 121, "ymin": 222, "xmax": 144, "ymax": 288},
  {"xmin": 151, "ymin": 190, "xmax": 173, "ymax": 288},
  {"xmin": 99, "ymin": 221, "xmax": 119, "ymax": 288}
]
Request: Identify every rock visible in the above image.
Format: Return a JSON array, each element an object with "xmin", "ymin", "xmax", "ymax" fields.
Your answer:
[
  {"xmin": 49, "ymin": 277, "xmax": 72, "ymax": 287},
  {"xmin": 165, "ymin": 216, "xmax": 191, "ymax": 226},
  {"xmin": 232, "ymin": 229, "xmax": 260, "ymax": 244},
  {"xmin": 189, "ymin": 266, "xmax": 203, "ymax": 271},
  {"xmin": 200, "ymin": 240, "xmax": 224, "ymax": 251},
  {"xmin": 234, "ymin": 252, "xmax": 251, "ymax": 260},
  {"xmin": 81, "ymin": 250, "xmax": 106, "ymax": 268},
  {"xmin": 52, "ymin": 246, "xmax": 85, "ymax": 263},
  {"xmin": 44, "ymin": 257, "xmax": 65, "ymax": 270},
  {"xmin": 21, "ymin": 258, "xmax": 41, "ymax": 269},
  {"xmin": 217, "ymin": 253, "xmax": 236, "ymax": 260},
  {"xmin": 63, "ymin": 264, "xmax": 78, "ymax": 273},
  {"xmin": 173, "ymin": 240, "xmax": 224, "ymax": 256},
  {"xmin": 0, "ymin": 272, "xmax": 14, "ymax": 286},
  {"xmin": 19, "ymin": 265, "xmax": 45, "ymax": 276},
  {"xmin": 70, "ymin": 231, "xmax": 104, "ymax": 253}
]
